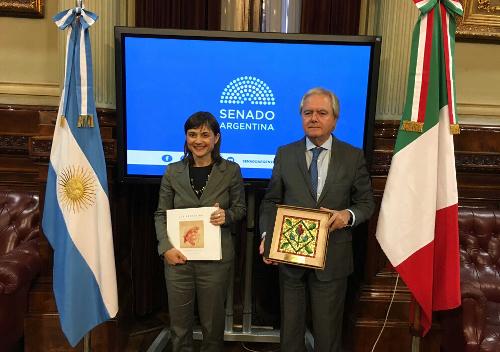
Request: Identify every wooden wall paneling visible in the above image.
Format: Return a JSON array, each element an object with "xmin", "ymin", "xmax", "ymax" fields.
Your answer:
[
  {"xmin": 352, "ymin": 120, "xmax": 500, "ymax": 351},
  {"xmin": 0, "ymin": 107, "xmax": 40, "ymax": 189},
  {"xmin": 0, "ymin": 105, "xmax": 123, "ymax": 351},
  {"xmin": 25, "ymin": 315, "xmax": 119, "ymax": 352},
  {"xmin": 455, "ymin": 124, "xmax": 500, "ymax": 209},
  {"xmin": 1, "ymin": 105, "xmax": 499, "ymax": 351}
]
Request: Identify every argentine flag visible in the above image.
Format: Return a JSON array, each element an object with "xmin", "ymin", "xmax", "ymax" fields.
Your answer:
[{"xmin": 42, "ymin": 6, "xmax": 118, "ymax": 347}]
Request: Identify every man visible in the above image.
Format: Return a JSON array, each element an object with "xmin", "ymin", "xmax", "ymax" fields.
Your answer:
[{"xmin": 259, "ymin": 87, "xmax": 375, "ymax": 352}]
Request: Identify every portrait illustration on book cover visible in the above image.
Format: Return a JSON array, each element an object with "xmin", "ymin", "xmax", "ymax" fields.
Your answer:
[{"xmin": 179, "ymin": 221, "xmax": 204, "ymax": 248}]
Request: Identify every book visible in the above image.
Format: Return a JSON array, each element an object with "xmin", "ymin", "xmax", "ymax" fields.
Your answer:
[
  {"xmin": 166, "ymin": 207, "xmax": 221, "ymax": 260},
  {"xmin": 269, "ymin": 205, "xmax": 330, "ymax": 269}
]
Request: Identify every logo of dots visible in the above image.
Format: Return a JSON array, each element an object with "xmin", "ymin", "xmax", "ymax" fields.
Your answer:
[{"xmin": 220, "ymin": 76, "xmax": 276, "ymax": 105}]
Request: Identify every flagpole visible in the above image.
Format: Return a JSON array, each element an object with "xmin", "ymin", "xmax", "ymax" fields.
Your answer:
[
  {"xmin": 47, "ymin": 0, "xmax": 118, "ymax": 348},
  {"xmin": 410, "ymin": 297, "xmax": 421, "ymax": 352},
  {"xmin": 77, "ymin": 1, "xmax": 92, "ymax": 343},
  {"xmin": 375, "ymin": 0, "xmax": 463, "ymax": 340},
  {"xmin": 411, "ymin": 336, "xmax": 420, "ymax": 352},
  {"xmin": 83, "ymin": 332, "xmax": 91, "ymax": 352}
]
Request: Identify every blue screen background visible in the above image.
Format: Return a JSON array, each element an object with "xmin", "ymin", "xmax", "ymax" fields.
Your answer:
[{"xmin": 124, "ymin": 36, "xmax": 373, "ymax": 179}]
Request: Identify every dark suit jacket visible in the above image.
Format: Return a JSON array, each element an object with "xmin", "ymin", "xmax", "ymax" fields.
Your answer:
[
  {"xmin": 260, "ymin": 136, "xmax": 374, "ymax": 281},
  {"xmin": 155, "ymin": 158, "xmax": 246, "ymax": 262}
]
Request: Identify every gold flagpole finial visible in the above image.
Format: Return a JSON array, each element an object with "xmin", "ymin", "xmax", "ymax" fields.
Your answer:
[
  {"xmin": 401, "ymin": 120, "xmax": 424, "ymax": 133},
  {"xmin": 77, "ymin": 115, "xmax": 94, "ymax": 128},
  {"xmin": 450, "ymin": 124, "xmax": 460, "ymax": 135}
]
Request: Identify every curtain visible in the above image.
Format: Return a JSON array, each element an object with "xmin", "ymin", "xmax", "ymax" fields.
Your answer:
[
  {"xmin": 301, "ymin": 0, "xmax": 361, "ymax": 35},
  {"xmin": 136, "ymin": 0, "xmax": 221, "ymax": 30}
]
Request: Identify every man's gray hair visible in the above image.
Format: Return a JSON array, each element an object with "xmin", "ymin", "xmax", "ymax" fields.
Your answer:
[{"xmin": 299, "ymin": 87, "xmax": 340, "ymax": 118}]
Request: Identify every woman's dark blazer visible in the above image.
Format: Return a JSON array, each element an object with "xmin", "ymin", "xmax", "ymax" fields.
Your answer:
[{"xmin": 154, "ymin": 158, "xmax": 246, "ymax": 262}]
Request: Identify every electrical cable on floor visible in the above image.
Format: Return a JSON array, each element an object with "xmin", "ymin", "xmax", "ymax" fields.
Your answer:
[
  {"xmin": 370, "ymin": 273, "xmax": 399, "ymax": 352},
  {"xmin": 241, "ymin": 341, "xmax": 280, "ymax": 352}
]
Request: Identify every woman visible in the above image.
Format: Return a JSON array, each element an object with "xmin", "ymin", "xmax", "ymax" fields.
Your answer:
[{"xmin": 154, "ymin": 111, "xmax": 246, "ymax": 352}]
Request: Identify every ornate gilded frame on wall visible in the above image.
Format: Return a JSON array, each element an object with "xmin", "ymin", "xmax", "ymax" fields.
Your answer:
[
  {"xmin": 456, "ymin": 0, "xmax": 500, "ymax": 40},
  {"xmin": 0, "ymin": 0, "xmax": 44, "ymax": 18}
]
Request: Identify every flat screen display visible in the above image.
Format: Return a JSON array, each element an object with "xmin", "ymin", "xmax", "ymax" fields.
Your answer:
[{"xmin": 115, "ymin": 28, "xmax": 380, "ymax": 182}]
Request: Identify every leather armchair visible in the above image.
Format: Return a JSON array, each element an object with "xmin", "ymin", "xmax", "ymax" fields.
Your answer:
[
  {"xmin": 459, "ymin": 207, "xmax": 500, "ymax": 352},
  {"xmin": 0, "ymin": 191, "xmax": 42, "ymax": 351}
]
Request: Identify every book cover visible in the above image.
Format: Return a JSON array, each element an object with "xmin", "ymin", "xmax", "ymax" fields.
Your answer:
[{"xmin": 166, "ymin": 207, "xmax": 221, "ymax": 260}]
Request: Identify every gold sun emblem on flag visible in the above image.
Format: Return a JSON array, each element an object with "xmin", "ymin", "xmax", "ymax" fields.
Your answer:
[{"xmin": 58, "ymin": 165, "xmax": 96, "ymax": 213}]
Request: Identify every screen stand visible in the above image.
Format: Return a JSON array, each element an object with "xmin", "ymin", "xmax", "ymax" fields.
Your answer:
[{"xmin": 204, "ymin": 189, "xmax": 281, "ymax": 343}]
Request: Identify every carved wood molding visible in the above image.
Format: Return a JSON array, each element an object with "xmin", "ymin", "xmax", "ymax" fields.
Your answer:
[
  {"xmin": 370, "ymin": 151, "xmax": 392, "ymax": 175},
  {"xmin": 0, "ymin": 135, "xmax": 29, "ymax": 155},
  {"xmin": 0, "ymin": 105, "xmax": 117, "ymax": 162},
  {"xmin": 30, "ymin": 137, "xmax": 116, "ymax": 162},
  {"xmin": 371, "ymin": 121, "xmax": 500, "ymax": 174},
  {"xmin": 371, "ymin": 150, "xmax": 500, "ymax": 174},
  {"xmin": 29, "ymin": 136, "xmax": 51, "ymax": 159},
  {"xmin": 456, "ymin": 151, "xmax": 500, "ymax": 171},
  {"xmin": 0, "ymin": 106, "xmax": 496, "ymax": 174},
  {"xmin": 373, "ymin": 122, "xmax": 399, "ymax": 138}
]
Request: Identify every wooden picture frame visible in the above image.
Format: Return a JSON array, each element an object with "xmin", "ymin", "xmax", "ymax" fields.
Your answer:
[
  {"xmin": 456, "ymin": 0, "xmax": 500, "ymax": 40},
  {"xmin": 269, "ymin": 205, "xmax": 330, "ymax": 269},
  {"xmin": 0, "ymin": 0, "xmax": 44, "ymax": 18}
]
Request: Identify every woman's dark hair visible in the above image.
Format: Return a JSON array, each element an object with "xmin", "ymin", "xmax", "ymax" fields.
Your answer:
[{"xmin": 183, "ymin": 111, "xmax": 222, "ymax": 165}]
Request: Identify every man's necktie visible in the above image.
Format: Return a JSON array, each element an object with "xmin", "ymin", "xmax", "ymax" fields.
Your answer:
[{"xmin": 310, "ymin": 147, "xmax": 323, "ymax": 199}]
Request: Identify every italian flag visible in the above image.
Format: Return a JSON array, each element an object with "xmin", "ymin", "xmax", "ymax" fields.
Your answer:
[{"xmin": 376, "ymin": 0, "xmax": 463, "ymax": 335}]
